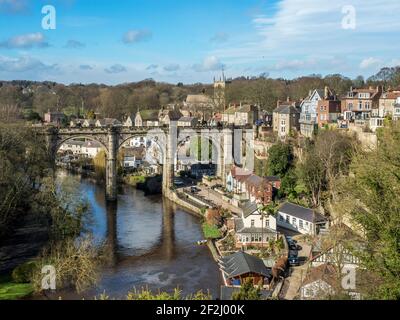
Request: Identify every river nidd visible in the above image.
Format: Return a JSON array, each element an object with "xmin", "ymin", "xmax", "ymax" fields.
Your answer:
[{"xmin": 55, "ymin": 171, "xmax": 222, "ymax": 299}]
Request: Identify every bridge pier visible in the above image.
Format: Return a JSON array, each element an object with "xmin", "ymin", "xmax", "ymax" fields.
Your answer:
[
  {"xmin": 162, "ymin": 125, "xmax": 176, "ymax": 197},
  {"xmin": 106, "ymin": 128, "xmax": 118, "ymax": 201},
  {"xmin": 221, "ymin": 128, "xmax": 233, "ymax": 186}
]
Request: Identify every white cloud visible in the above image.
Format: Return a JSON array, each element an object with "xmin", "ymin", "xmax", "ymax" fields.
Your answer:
[
  {"xmin": 0, "ymin": 32, "xmax": 48, "ymax": 49},
  {"xmin": 65, "ymin": 40, "xmax": 86, "ymax": 49},
  {"xmin": 192, "ymin": 56, "xmax": 225, "ymax": 72},
  {"xmin": 360, "ymin": 57, "xmax": 381, "ymax": 69},
  {"xmin": 104, "ymin": 64, "xmax": 127, "ymax": 74},
  {"xmin": 79, "ymin": 64, "xmax": 93, "ymax": 70},
  {"xmin": 123, "ymin": 30, "xmax": 152, "ymax": 44},
  {"xmin": 0, "ymin": 55, "xmax": 57, "ymax": 72},
  {"xmin": 163, "ymin": 64, "xmax": 180, "ymax": 72},
  {"xmin": 212, "ymin": 0, "xmax": 400, "ymax": 77},
  {"xmin": 0, "ymin": 0, "xmax": 28, "ymax": 14}
]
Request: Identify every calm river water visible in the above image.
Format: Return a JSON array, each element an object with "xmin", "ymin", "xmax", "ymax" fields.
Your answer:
[{"xmin": 54, "ymin": 172, "xmax": 222, "ymax": 299}]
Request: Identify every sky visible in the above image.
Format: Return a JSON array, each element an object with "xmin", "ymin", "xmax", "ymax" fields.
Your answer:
[{"xmin": 0, "ymin": 0, "xmax": 399, "ymax": 85}]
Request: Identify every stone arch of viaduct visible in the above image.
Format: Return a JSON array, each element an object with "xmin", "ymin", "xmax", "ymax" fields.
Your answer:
[{"xmin": 44, "ymin": 125, "xmax": 254, "ymax": 201}]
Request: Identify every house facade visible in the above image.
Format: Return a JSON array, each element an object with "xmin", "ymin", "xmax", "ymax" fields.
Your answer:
[
  {"xmin": 233, "ymin": 202, "xmax": 278, "ymax": 249},
  {"xmin": 159, "ymin": 108, "xmax": 183, "ymax": 125},
  {"xmin": 95, "ymin": 118, "xmax": 122, "ymax": 128},
  {"xmin": 81, "ymin": 141, "xmax": 103, "ymax": 158},
  {"xmin": 299, "ymin": 90, "xmax": 323, "ymax": 137},
  {"xmin": 134, "ymin": 110, "xmax": 160, "ymax": 127},
  {"xmin": 177, "ymin": 116, "xmax": 198, "ymax": 127},
  {"xmin": 44, "ymin": 110, "xmax": 65, "ymax": 124},
  {"xmin": 277, "ymin": 202, "xmax": 328, "ymax": 235},
  {"xmin": 222, "ymin": 104, "xmax": 259, "ymax": 126},
  {"xmin": 378, "ymin": 90, "xmax": 400, "ymax": 118},
  {"xmin": 341, "ymin": 86, "xmax": 383, "ymax": 123},
  {"xmin": 226, "ymin": 166, "xmax": 279, "ymax": 206},
  {"xmin": 316, "ymin": 87, "xmax": 341, "ymax": 127},
  {"xmin": 272, "ymin": 100, "xmax": 300, "ymax": 139}
]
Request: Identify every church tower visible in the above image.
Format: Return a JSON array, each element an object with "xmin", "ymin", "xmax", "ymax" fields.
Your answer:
[{"xmin": 213, "ymin": 69, "xmax": 227, "ymax": 111}]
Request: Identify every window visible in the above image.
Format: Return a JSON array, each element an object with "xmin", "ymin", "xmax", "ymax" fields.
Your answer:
[
  {"xmin": 265, "ymin": 220, "xmax": 269, "ymax": 228},
  {"xmin": 286, "ymin": 215, "xmax": 290, "ymax": 223},
  {"xmin": 365, "ymin": 101, "xmax": 370, "ymax": 110},
  {"xmin": 299, "ymin": 220, "xmax": 304, "ymax": 229},
  {"xmin": 251, "ymin": 220, "xmax": 255, "ymax": 227},
  {"xmin": 348, "ymin": 103, "xmax": 353, "ymax": 110},
  {"xmin": 358, "ymin": 101, "xmax": 363, "ymax": 110},
  {"xmin": 280, "ymin": 214, "xmax": 284, "ymax": 222},
  {"xmin": 292, "ymin": 217, "xmax": 297, "ymax": 226}
]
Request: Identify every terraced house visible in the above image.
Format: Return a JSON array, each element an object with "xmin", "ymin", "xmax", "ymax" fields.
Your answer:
[
  {"xmin": 299, "ymin": 89, "xmax": 324, "ymax": 137},
  {"xmin": 341, "ymin": 86, "xmax": 383, "ymax": 123},
  {"xmin": 273, "ymin": 99, "xmax": 300, "ymax": 139}
]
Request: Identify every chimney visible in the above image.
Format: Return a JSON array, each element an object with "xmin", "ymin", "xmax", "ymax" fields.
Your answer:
[{"xmin": 277, "ymin": 100, "xmax": 281, "ymax": 108}]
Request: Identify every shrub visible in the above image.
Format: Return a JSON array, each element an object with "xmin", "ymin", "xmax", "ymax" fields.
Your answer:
[{"xmin": 11, "ymin": 261, "xmax": 38, "ymax": 284}]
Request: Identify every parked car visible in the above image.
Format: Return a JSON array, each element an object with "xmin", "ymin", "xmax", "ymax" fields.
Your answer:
[
  {"xmin": 288, "ymin": 255, "xmax": 300, "ymax": 266},
  {"xmin": 289, "ymin": 244, "xmax": 302, "ymax": 251},
  {"xmin": 191, "ymin": 186, "xmax": 200, "ymax": 193}
]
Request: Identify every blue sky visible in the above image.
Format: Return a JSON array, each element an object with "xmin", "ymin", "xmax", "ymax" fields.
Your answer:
[{"xmin": 0, "ymin": 0, "xmax": 399, "ymax": 84}]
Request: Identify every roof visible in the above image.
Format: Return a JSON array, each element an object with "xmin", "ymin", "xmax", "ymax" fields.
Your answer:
[
  {"xmin": 123, "ymin": 146, "xmax": 145, "ymax": 159},
  {"xmin": 230, "ymin": 166, "xmax": 252, "ymax": 180},
  {"xmin": 96, "ymin": 118, "xmax": 121, "ymax": 126},
  {"xmin": 381, "ymin": 91, "xmax": 400, "ymax": 99},
  {"xmin": 301, "ymin": 263, "xmax": 337, "ymax": 288},
  {"xmin": 186, "ymin": 94, "xmax": 212, "ymax": 104},
  {"xmin": 241, "ymin": 201, "xmax": 258, "ymax": 218},
  {"xmin": 83, "ymin": 141, "xmax": 103, "ymax": 148},
  {"xmin": 179, "ymin": 116, "xmax": 197, "ymax": 122},
  {"xmin": 219, "ymin": 251, "xmax": 271, "ymax": 278},
  {"xmin": 273, "ymin": 105, "xmax": 300, "ymax": 114},
  {"xmin": 279, "ymin": 202, "xmax": 326, "ymax": 223}
]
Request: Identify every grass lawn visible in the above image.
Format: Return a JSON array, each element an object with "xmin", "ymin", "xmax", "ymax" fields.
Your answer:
[
  {"xmin": 202, "ymin": 223, "xmax": 222, "ymax": 239},
  {"xmin": 0, "ymin": 282, "xmax": 33, "ymax": 300}
]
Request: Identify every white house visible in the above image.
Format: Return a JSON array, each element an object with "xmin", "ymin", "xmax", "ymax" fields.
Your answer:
[
  {"xmin": 234, "ymin": 202, "xmax": 278, "ymax": 249},
  {"xmin": 134, "ymin": 110, "xmax": 160, "ymax": 127},
  {"xmin": 300, "ymin": 264, "xmax": 336, "ymax": 300},
  {"xmin": 82, "ymin": 119, "xmax": 96, "ymax": 128},
  {"xmin": 277, "ymin": 202, "xmax": 328, "ymax": 235},
  {"xmin": 299, "ymin": 89, "xmax": 323, "ymax": 137},
  {"xmin": 95, "ymin": 118, "xmax": 122, "ymax": 128},
  {"xmin": 81, "ymin": 141, "xmax": 103, "ymax": 158},
  {"xmin": 58, "ymin": 140, "xmax": 85, "ymax": 154},
  {"xmin": 394, "ymin": 97, "xmax": 400, "ymax": 120},
  {"xmin": 177, "ymin": 116, "xmax": 199, "ymax": 127}
]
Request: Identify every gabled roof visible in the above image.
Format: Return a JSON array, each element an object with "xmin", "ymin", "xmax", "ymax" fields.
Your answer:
[
  {"xmin": 301, "ymin": 263, "xmax": 337, "ymax": 288},
  {"xmin": 274, "ymin": 105, "xmax": 300, "ymax": 114},
  {"xmin": 186, "ymin": 94, "xmax": 212, "ymax": 104},
  {"xmin": 179, "ymin": 116, "xmax": 197, "ymax": 122},
  {"xmin": 279, "ymin": 202, "xmax": 326, "ymax": 223},
  {"xmin": 219, "ymin": 251, "xmax": 271, "ymax": 278},
  {"xmin": 241, "ymin": 201, "xmax": 258, "ymax": 218}
]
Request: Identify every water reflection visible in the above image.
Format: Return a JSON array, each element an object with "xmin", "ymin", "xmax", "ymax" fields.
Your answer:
[{"xmin": 56, "ymin": 172, "xmax": 221, "ymax": 299}]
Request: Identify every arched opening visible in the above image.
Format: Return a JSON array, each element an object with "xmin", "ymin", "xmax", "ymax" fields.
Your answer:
[
  {"xmin": 175, "ymin": 133, "xmax": 221, "ymax": 183},
  {"xmin": 56, "ymin": 136, "xmax": 109, "ymax": 179},
  {"xmin": 117, "ymin": 135, "xmax": 165, "ymax": 193}
]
